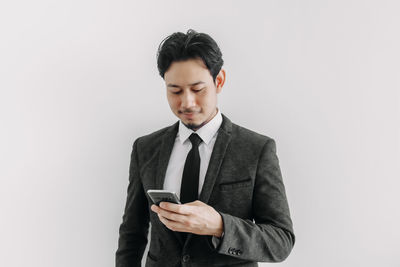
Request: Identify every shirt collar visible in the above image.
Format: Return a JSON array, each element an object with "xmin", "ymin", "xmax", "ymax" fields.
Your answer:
[{"xmin": 178, "ymin": 109, "xmax": 222, "ymax": 146}]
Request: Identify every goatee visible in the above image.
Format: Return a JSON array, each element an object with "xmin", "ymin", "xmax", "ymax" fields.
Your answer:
[{"xmin": 183, "ymin": 121, "xmax": 206, "ymax": 131}]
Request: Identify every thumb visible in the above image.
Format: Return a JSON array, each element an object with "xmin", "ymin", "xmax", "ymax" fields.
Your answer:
[{"xmin": 185, "ymin": 200, "xmax": 204, "ymax": 206}]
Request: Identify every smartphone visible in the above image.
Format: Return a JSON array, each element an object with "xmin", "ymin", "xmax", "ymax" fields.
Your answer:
[{"xmin": 147, "ymin": 189, "xmax": 181, "ymax": 205}]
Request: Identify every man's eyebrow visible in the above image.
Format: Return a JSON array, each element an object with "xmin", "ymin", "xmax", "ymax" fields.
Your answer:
[{"xmin": 167, "ymin": 81, "xmax": 205, "ymax": 88}]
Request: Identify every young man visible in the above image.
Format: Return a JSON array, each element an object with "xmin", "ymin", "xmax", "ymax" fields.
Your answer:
[{"xmin": 116, "ymin": 29, "xmax": 295, "ymax": 267}]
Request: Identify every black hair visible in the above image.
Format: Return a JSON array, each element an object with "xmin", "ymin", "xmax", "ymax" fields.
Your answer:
[{"xmin": 156, "ymin": 29, "xmax": 224, "ymax": 82}]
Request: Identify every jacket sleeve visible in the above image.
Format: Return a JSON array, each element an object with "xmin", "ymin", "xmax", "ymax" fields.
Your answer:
[
  {"xmin": 116, "ymin": 139, "xmax": 150, "ymax": 267},
  {"xmin": 215, "ymin": 138, "xmax": 295, "ymax": 262}
]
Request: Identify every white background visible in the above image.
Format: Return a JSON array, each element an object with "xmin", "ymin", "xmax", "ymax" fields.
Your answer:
[{"xmin": 1, "ymin": 1, "xmax": 399, "ymax": 266}]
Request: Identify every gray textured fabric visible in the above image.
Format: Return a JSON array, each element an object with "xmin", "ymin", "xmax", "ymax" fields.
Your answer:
[{"xmin": 116, "ymin": 114, "xmax": 295, "ymax": 267}]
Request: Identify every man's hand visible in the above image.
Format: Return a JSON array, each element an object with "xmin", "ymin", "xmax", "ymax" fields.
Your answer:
[{"xmin": 150, "ymin": 200, "xmax": 224, "ymax": 237}]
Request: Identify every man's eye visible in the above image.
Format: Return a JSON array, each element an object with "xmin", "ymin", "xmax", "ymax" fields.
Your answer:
[
  {"xmin": 172, "ymin": 91, "xmax": 181, "ymax": 95},
  {"xmin": 193, "ymin": 88, "xmax": 204, "ymax": 92}
]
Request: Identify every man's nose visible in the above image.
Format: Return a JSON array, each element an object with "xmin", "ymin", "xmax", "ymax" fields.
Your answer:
[{"xmin": 181, "ymin": 92, "xmax": 196, "ymax": 109}]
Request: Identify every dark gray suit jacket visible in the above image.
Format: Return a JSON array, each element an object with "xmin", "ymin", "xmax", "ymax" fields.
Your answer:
[{"xmin": 116, "ymin": 114, "xmax": 295, "ymax": 267}]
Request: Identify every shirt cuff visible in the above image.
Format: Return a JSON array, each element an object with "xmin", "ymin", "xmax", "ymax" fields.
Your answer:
[{"xmin": 211, "ymin": 231, "xmax": 224, "ymax": 249}]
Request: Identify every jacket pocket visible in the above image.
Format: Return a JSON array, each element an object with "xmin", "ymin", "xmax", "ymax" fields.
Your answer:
[
  {"xmin": 219, "ymin": 178, "xmax": 252, "ymax": 191},
  {"xmin": 146, "ymin": 251, "xmax": 158, "ymax": 262}
]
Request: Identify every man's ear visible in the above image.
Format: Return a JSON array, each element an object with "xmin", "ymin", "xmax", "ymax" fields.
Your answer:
[{"xmin": 215, "ymin": 69, "xmax": 226, "ymax": 93}]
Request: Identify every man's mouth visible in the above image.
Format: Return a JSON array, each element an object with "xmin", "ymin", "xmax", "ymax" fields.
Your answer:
[
  {"xmin": 180, "ymin": 110, "xmax": 199, "ymax": 115},
  {"xmin": 182, "ymin": 112, "xmax": 195, "ymax": 118}
]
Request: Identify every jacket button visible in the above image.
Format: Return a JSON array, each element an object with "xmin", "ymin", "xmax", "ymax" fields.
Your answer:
[{"xmin": 182, "ymin": 255, "xmax": 190, "ymax": 262}]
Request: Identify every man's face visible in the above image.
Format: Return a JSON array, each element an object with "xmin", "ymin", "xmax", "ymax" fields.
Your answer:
[{"xmin": 164, "ymin": 58, "xmax": 225, "ymax": 130}]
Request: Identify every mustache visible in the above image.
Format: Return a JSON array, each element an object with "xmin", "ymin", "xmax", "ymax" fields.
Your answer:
[{"xmin": 178, "ymin": 109, "xmax": 200, "ymax": 114}]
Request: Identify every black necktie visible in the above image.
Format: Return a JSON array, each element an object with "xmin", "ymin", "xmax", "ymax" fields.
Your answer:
[{"xmin": 180, "ymin": 133, "xmax": 203, "ymax": 204}]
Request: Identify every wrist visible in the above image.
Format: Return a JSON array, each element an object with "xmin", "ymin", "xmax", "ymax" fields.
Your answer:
[
  {"xmin": 213, "ymin": 229, "xmax": 223, "ymax": 238},
  {"xmin": 212, "ymin": 212, "xmax": 224, "ymax": 237}
]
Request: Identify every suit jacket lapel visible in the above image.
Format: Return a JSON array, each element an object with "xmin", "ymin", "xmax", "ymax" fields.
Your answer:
[
  {"xmin": 155, "ymin": 121, "xmax": 179, "ymax": 190},
  {"xmin": 199, "ymin": 113, "xmax": 233, "ymax": 204}
]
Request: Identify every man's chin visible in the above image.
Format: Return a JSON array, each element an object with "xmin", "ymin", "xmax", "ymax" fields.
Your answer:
[
  {"xmin": 180, "ymin": 118, "xmax": 204, "ymax": 130},
  {"xmin": 182, "ymin": 121, "xmax": 202, "ymax": 130}
]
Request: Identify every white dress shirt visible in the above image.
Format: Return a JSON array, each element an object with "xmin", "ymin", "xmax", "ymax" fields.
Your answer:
[{"xmin": 163, "ymin": 109, "xmax": 223, "ymax": 198}]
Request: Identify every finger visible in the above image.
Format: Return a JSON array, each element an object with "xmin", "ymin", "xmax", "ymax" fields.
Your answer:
[
  {"xmin": 158, "ymin": 214, "xmax": 171, "ymax": 227},
  {"xmin": 150, "ymin": 204, "xmax": 159, "ymax": 213},
  {"xmin": 185, "ymin": 200, "xmax": 204, "ymax": 206},
  {"xmin": 157, "ymin": 206, "xmax": 188, "ymax": 223},
  {"xmin": 160, "ymin": 202, "xmax": 191, "ymax": 215},
  {"xmin": 159, "ymin": 215, "xmax": 190, "ymax": 233}
]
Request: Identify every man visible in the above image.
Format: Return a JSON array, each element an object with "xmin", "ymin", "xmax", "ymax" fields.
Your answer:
[{"xmin": 116, "ymin": 29, "xmax": 295, "ymax": 267}]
